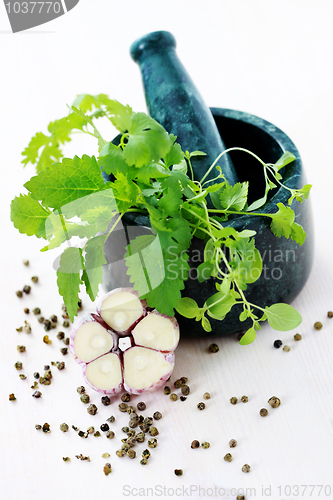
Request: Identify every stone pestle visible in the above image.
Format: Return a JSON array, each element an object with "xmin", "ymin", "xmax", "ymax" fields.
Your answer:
[{"xmin": 130, "ymin": 31, "xmax": 239, "ymax": 194}]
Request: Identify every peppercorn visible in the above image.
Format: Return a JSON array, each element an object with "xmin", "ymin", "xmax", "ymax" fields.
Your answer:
[
  {"xmin": 268, "ymin": 396, "xmax": 281, "ymax": 408},
  {"xmin": 42, "ymin": 423, "xmax": 50, "ymax": 433},
  {"xmin": 224, "ymin": 453, "xmax": 233, "ymax": 462},
  {"xmin": 63, "ymin": 338, "xmax": 70, "ymax": 345},
  {"xmin": 208, "ymin": 343, "xmax": 219, "ymax": 353},
  {"xmin": 260, "ymin": 408, "xmax": 268, "ymax": 417},
  {"xmin": 122, "ymin": 443, "xmax": 130, "ymax": 452},
  {"xmin": 24, "ymin": 308, "xmax": 29, "ymax": 314},
  {"xmin": 23, "ymin": 285, "xmax": 31, "ymax": 294},
  {"xmin": 136, "ymin": 432, "xmax": 145, "ymax": 443},
  {"xmin": 63, "ymin": 320, "xmax": 70, "ymax": 328},
  {"xmin": 140, "ymin": 458, "xmax": 148, "ymax": 465},
  {"xmin": 106, "ymin": 430, "xmax": 115, "ymax": 439},
  {"xmin": 94, "ymin": 431, "xmax": 101, "ymax": 437},
  {"xmin": 50, "ymin": 322, "xmax": 56, "ymax": 329},
  {"xmin": 314, "ymin": 321, "xmax": 322, "ymax": 330},
  {"xmin": 143, "ymin": 417, "xmax": 153, "ymax": 426},
  {"xmin": 129, "ymin": 417, "xmax": 139, "ymax": 428},
  {"xmin": 57, "ymin": 361, "xmax": 65, "ymax": 370},
  {"xmin": 87, "ymin": 426, "xmax": 95, "ymax": 434},
  {"xmin": 57, "ymin": 331, "xmax": 65, "ymax": 340},
  {"xmin": 121, "ymin": 392, "xmax": 131, "ymax": 402},
  {"xmin": 127, "ymin": 429, "xmax": 136, "ymax": 437},
  {"xmin": 174, "ymin": 469, "xmax": 183, "ymax": 476},
  {"xmin": 33, "ymin": 308, "xmax": 41, "ymax": 315},
  {"xmin": 180, "ymin": 377, "xmax": 188, "ymax": 384},
  {"xmin": 31, "ymin": 276, "xmax": 38, "ymax": 283},
  {"xmin": 294, "ymin": 333, "xmax": 302, "ymax": 341},
  {"xmin": 153, "ymin": 411, "xmax": 162, "ymax": 420},
  {"xmin": 170, "ymin": 393, "xmax": 177, "ymax": 402},
  {"xmin": 23, "ymin": 259, "xmax": 29, "ymax": 266},
  {"xmin": 24, "ymin": 322, "xmax": 31, "ymax": 333},
  {"xmin": 100, "ymin": 423, "xmax": 109, "ymax": 432},
  {"xmin": 148, "ymin": 438, "xmax": 158, "ymax": 448},
  {"xmin": 139, "ymin": 424, "xmax": 150, "ymax": 433},
  {"xmin": 201, "ymin": 442, "xmax": 210, "ymax": 449},
  {"xmin": 59, "ymin": 348, "xmax": 68, "ymax": 357},
  {"xmin": 229, "ymin": 439, "xmax": 237, "ymax": 448},
  {"xmin": 126, "ymin": 437, "xmax": 137, "ymax": 448},
  {"xmin": 9, "ymin": 393, "xmax": 16, "ymax": 401},
  {"xmin": 163, "ymin": 386, "xmax": 171, "ymax": 395},
  {"xmin": 37, "ymin": 316, "xmax": 45, "ymax": 324},
  {"xmin": 328, "ymin": 311, "xmax": 333, "ymax": 318},
  {"xmin": 103, "ymin": 463, "xmax": 112, "ymax": 475},
  {"xmin": 149, "ymin": 427, "xmax": 159, "ymax": 436},
  {"xmin": 122, "ymin": 426, "xmax": 130, "ymax": 433},
  {"xmin": 43, "ymin": 335, "xmax": 52, "ymax": 345},
  {"xmin": 16, "ymin": 326, "xmax": 23, "ymax": 332},
  {"xmin": 126, "ymin": 405, "xmax": 136, "ymax": 414},
  {"xmin": 101, "ymin": 396, "xmax": 111, "ymax": 406},
  {"xmin": 181, "ymin": 385, "xmax": 190, "ymax": 396},
  {"xmin": 142, "ymin": 449, "xmax": 151, "ymax": 459},
  {"xmin": 283, "ymin": 345, "xmax": 290, "ymax": 352},
  {"xmin": 75, "ymin": 454, "xmax": 90, "ymax": 461},
  {"xmin": 32, "ymin": 391, "xmax": 42, "ymax": 398},
  {"xmin": 236, "ymin": 496, "xmax": 245, "ymax": 500},
  {"xmin": 80, "ymin": 394, "xmax": 90, "ymax": 404},
  {"xmin": 273, "ymin": 340, "xmax": 283, "ymax": 348},
  {"xmin": 191, "ymin": 440, "xmax": 200, "ymax": 449},
  {"xmin": 16, "ymin": 290, "xmax": 23, "ymax": 298},
  {"xmin": 242, "ymin": 464, "xmax": 251, "ymax": 473},
  {"xmin": 137, "ymin": 402, "xmax": 146, "ymax": 411},
  {"xmin": 31, "ymin": 381, "xmax": 38, "ymax": 389},
  {"xmin": 77, "ymin": 385, "xmax": 85, "ymax": 394},
  {"xmin": 230, "ymin": 397, "xmax": 238, "ymax": 405},
  {"xmin": 241, "ymin": 395, "xmax": 248, "ymax": 403},
  {"xmin": 116, "ymin": 449, "xmax": 125, "ymax": 457},
  {"xmin": 17, "ymin": 345, "xmax": 26, "ymax": 353},
  {"xmin": 19, "ymin": 374, "xmax": 27, "ymax": 380},
  {"xmin": 44, "ymin": 369, "xmax": 52, "ymax": 379},
  {"xmin": 87, "ymin": 404, "xmax": 98, "ymax": 415},
  {"xmin": 118, "ymin": 402, "xmax": 128, "ymax": 412},
  {"xmin": 35, "ymin": 424, "xmax": 42, "ymax": 430},
  {"xmin": 14, "ymin": 361, "xmax": 23, "ymax": 370},
  {"xmin": 197, "ymin": 402, "xmax": 205, "ymax": 410},
  {"xmin": 203, "ymin": 392, "xmax": 210, "ymax": 400},
  {"xmin": 180, "ymin": 396, "xmax": 187, "ymax": 401},
  {"xmin": 107, "ymin": 416, "xmax": 115, "ymax": 423},
  {"xmin": 78, "ymin": 430, "xmax": 88, "ymax": 438},
  {"xmin": 72, "ymin": 425, "xmax": 79, "ymax": 431}
]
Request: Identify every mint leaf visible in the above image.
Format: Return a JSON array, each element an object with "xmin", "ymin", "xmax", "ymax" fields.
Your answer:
[
  {"xmin": 10, "ymin": 194, "xmax": 49, "ymax": 239},
  {"xmin": 239, "ymin": 327, "xmax": 256, "ymax": 345},
  {"xmin": 56, "ymin": 247, "xmax": 83, "ymax": 322},
  {"xmin": 123, "ymin": 112, "xmax": 172, "ymax": 168},
  {"xmin": 61, "ymin": 187, "xmax": 118, "ymax": 219},
  {"xmin": 265, "ymin": 303, "xmax": 302, "ymax": 331},
  {"xmin": 42, "ymin": 211, "xmax": 89, "ymax": 251},
  {"xmin": 176, "ymin": 297, "xmax": 200, "ymax": 319},
  {"xmin": 82, "ymin": 235, "xmax": 107, "ymax": 301},
  {"xmin": 219, "ymin": 182, "xmax": 249, "ymax": 211},
  {"xmin": 24, "ymin": 155, "xmax": 105, "ymax": 209}
]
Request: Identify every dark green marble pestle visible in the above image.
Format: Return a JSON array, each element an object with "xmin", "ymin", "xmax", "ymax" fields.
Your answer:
[{"xmin": 130, "ymin": 30, "xmax": 239, "ymax": 188}]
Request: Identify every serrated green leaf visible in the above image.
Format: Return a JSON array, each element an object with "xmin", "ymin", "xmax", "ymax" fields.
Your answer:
[
  {"xmin": 82, "ymin": 235, "xmax": 107, "ymax": 301},
  {"xmin": 163, "ymin": 134, "xmax": 184, "ymax": 168},
  {"xmin": 110, "ymin": 174, "xmax": 139, "ymax": 212},
  {"xmin": 24, "ymin": 155, "xmax": 105, "ymax": 209},
  {"xmin": 57, "ymin": 247, "xmax": 83, "ymax": 322},
  {"xmin": 99, "ymin": 142, "xmax": 131, "ymax": 177},
  {"xmin": 176, "ymin": 297, "xmax": 200, "ymax": 319},
  {"xmin": 265, "ymin": 303, "xmax": 302, "ymax": 331},
  {"xmin": 270, "ymin": 203, "xmax": 295, "ymax": 240},
  {"xmin": 290, "ymin": 222, "xmax": 306, "ymax": 246},
  {"xmin": 100, "ymin": 98, "xmax": 133, "ymax": 132},
  {"xmin": 219, "ymin": 182, "xmax": 249, "ymax": 211},
  {"xmin": 42, "ymin": 211, "xmax": 89, "ymax": 251},
  {"xmin": 239, "ymin": 327, "xmax": 256, "ymax": 345},
  {"xmin": 10, "ymin": 194, "xmax": 49, "ymax": 239}
]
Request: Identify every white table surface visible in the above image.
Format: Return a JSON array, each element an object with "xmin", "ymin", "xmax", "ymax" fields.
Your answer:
[{"xmin": 1, "ymin": 1, "xmax": 333, "ymax": 499}]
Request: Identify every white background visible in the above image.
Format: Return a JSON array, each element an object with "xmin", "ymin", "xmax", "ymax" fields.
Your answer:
[{"xmin": 0, "ymin": 1, "xmax": 333, "ymax": 499}]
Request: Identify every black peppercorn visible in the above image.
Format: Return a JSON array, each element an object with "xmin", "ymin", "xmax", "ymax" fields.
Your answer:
[
  {"xmin": 100, "ymin": 423, "xmax": 110, "ymax": 432},
  {"xmin": 273, "ymin": 339, "xmax": 283, "ymax": 348},
  {"xmin": 137, "ymin": 402, "xmax": 146, "ymax": 411}
]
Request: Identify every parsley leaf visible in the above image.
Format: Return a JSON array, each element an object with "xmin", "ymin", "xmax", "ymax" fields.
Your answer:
[
  {"xmin": 10, "ymin": 194, "xmax": 49, "ymax": 239},
  {"xmin": 56, "ymin": 247, "xmax": 83, "ymax": 322}
]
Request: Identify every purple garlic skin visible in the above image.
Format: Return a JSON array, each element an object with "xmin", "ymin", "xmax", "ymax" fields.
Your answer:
[{"xmin": 71, "ymin": 288, "xmax": 179, "ymax": 395}]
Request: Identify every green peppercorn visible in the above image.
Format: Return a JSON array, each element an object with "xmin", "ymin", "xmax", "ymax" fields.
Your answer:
[
  {"xmin": 149, "ymin": 426, "xmax": 159, "ymax": 436},
  {"xmin": 121, "ymin": 392, "xmax": 131, "ymax": 402},
  {"xmin": 164, "ymin": 386, "xmax": 171, "ymax": 395},
  {"xmin": 129, "ymin": 417, "xmax": 139, "ymax": 428},
  {"xmin": 224, "ymin": 453, "xmax": 233, "ymax": 462},
  {"xmin": 191, "ymin": 440, "xmax": 200, "ymax": 449},
  {"xmin": 63, "ymin": 457, "xmax": 70, "ymax": 462},
  {"xmin": 328, "ymin": 311, "xmax": 333, "ymax": 318},
  {"xmin": 63, "ymin": 320, "xmax": 70, "ymax": 328},
  {"xmin": 260, "ymin": 408, "xmax": 268, "ymax": 417},
  {"xmin": 106, "ymin": 430, "xmax": 115, "ymax": 439},
  {"xmin": 181, "ymin": 385, "xmax": 190, "ymax": 396},
  {"xmin": 209, "ymin": 343, "xmax": 219, "ymax": 353},
  {"xmin": 314, "ymin": 321, "xmax": 322, "ymax": 330},
  {"xmin": 101, "ymin": 396, "xmax": 111, "ymax": 406},
  {"xmin": 180, "ymin": 377, "xmax": 188, "ymax": 384},
  {"xmin": 153, "ymin": 411, "xmax": 162, "ymax": 420},
  {"xmin": 23, "ymin": 285, "xmax": 31, "ymax": 294},
  {"xmin": 32, "ymin": 391, "xmax": 42, "ymax": 398},
  {"xmin": 31, "ymin": 276, "xmax": 38, "ymax": 283},
  {"xmin": 148, "ymin": 438, "xmax": 158, "ymax": 448},
  {"xmin": 140, "ymin": 458, "xmax": 148, "ymax": 465},
  {"xmin": 126, "ymin": 405, "xmax": 136, "ymax": 414},
  {"xmin": 197, "ymin": 402, "xmax": 205, "ymax": 410},
  {"xmin": 94, "ymin": 431, "xmax": 101, "ymax": 437},
  {"xmin": 57, "ymin": 331, "xmax": 65, "ymax": 340},
  {"xmin": 63, "ymin": 338, "xmax": 70, "ymax": 345},
  {"xmin": 122, "ymin": 426, "xmax": 130, "ymax": 433},
  {"xmin": 127, "ymin": 429, "xmax": 136, "ymax": 437},
  {"xmin": 122, "ymin": 443, "xmax": 130, "ymax": 452},
  {"xmin": 201, "ymin": 442, "xmax": 210, "ymax": 449},
  {"xmin": 174, "ymin": 469, "xmax": 183, "ymax": 476},
  {"xmin": 142, "ymin": 449, "xmax": 151, "ymax": 459},
  {"xmin": 35, "ymin": 424, "xmax": 42, "ymax": 430},
  {"xmin": 37, "ymin": 316, "xmax": 45, "ymax": 324},
  {"xmin": 170, "ymin": 393, "xmax": 177, "ymax": 401},
  {"xmin": 16, "ymin": 326, "xmax": 23, "ymax": 332},
  {"xmin": 136, "ymin": 432, "xmax": 145, "ymax": 443},
  {"xmin": 137, "ymin": 402, "xmax": 146, "ymax": 411},
  {"xmin": 87, "ymin": 404, "xmax": 98, "ymax": 415},
  {"xmin": 106, "ymin": 416, "xmax": 115, "ymax": 423},
  {"xmin": 31, "ymin": 381, "xmax": 38, "ymax": 389},
  {"xmin": 75, "ymin": 454, "xmax": 90, "ymax": 461},
  {"xmin": 139, "ymin": 424, "xmax": 150, "ymax": 433},
  {"xmin": 33, "ymin": 308, "xmax": 41, "ymax": 315},
  {"xmin": 23, "ymin": 259, "xmax": 29, "ymax": 266},
  {"xmin": 17, "ymin": 345, "xmax": 26, "ymax": 353},
  {"xmin": 57, "ymin": 362, "xmax": 65, "ymax": 370},
  {"xmin": 283, "ymin": 345, "xmax": 290, "ymax": 352},
  {"xmin": 174, "ymin": 379, "xmax": 183, "ymax": 388},
  {"xmin": 268, "ymin": 396, "xmax": 281, "ymax": 408},
  {"xmin": 87, "ymin": 426, "xmax": 95, "ymax": 434},
  {"xmin": 42, "ymin": 423, "xmax": 50, "ymax": 433},
  {"xmin": 44, "ymin": 369, "xmax": 52, "ymax": 380},
  {"xmin": 80, "ymin": 394, "xmax": 90, "ymax": 404},
  {"xmin": 77, "ymin": 386, "xmax": 85, "ymax": 394},
  {"xmin": 230, "ymin": 397, "xmax": 238, "ymax": 405},
  {"xmin": 242, "ymin": 464, "xmax": 251, "ymax": 473},
  {"xmin": 72, "ymin": 425, "xmax": 79, "ymax": 431},
  {"xmin": 143, "ymin": 417, "xmax": 153, "ymax": 426},
  {"xmin": 116, "ymin": 449, "xmax": 125, "ymax": 457},
  {"xmin": 118, "ymin": 402, "xmax": 128, "ymax": 412},
  {"xmin": 9, "ymin": 393, "xmax": 16, "ymax": 401},
  {"xmin": 78, "ymin": 430, "xmax": 88, "ymax": 438},
  {"xmin": 126, "ymin": 437, "xmax": 137, "ymax": 448},
  {"xmin": 229, "ymin": 439, "xmax": 237, "ymax": 448},
  {"xmin": 19, "ymin": 374, "xmax": 27, "ymax": 380},
  {"xmin": 43, "ymin": 335, "xmax": 52, "ymax": 345},
  {"xmin": 103, "ymin": 463, "xmax": 112, "ymax": 475},
  {"xmin": 24, "ymin": 322, "xmax": 31, "ymax": 333},
  {"xmin": 294, "ymin": 333, "xmax": 302, "ymax": 341},
  {"xmin": 16, "ymin": 290, "xmax": 23, "ymax": 298},
  {"xmin": 14, "ymin": 361, "xmax": 23, "ymax": 370},
  {"xmin": 236, "ymin": 496, "xmax": 245, "ymax": 500},
  {"xmin": 24, "ymin": 308, "xmax": 29, "ymax": 314},
  {"xmin": 203, "ymin": 392, "xmax": 210, "ymax": 400}
]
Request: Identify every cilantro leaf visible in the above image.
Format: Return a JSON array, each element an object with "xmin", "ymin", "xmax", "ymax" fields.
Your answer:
[
  {"xmin": 290, "ymin": 222, "xmax": 306, "ymax": 246},
  {"xmin": 99, "ymin": 98, "xmax": 133, "ymax": 132},
  {"xmin": 24, "ymin": 155, "xmax": 105, "ymax": 209},
  {"xmin": 72, "ymin": 94, "xmax": 108, "ymax": 113},
  {"xmin": 219, "ymin": 182, "xmax": 249, "ymax": 211},
  {"xmin": 99, "ymin": 142, "xmax": 131, "ymax": 177},
  {"xmin": 82, "ymin": 235, "xmax": 107, "ymax": 301},
  {"xmin": 110, "ymin": 174, "xmax": 139, "ymax": 212},
  {"xmin": 56, "ymin": 247, "xmax": 83, "ymax": 322},
  {"xmin": 10, "ymin": 194, "xmax": 49, "ymax": 239},
  {"xmin": 163, "ymin": 134, "xmax": 184, "ymax": 168},
  {"xmin": 270, "ymin": 203, "xmax": 305, "ymax": 244}
]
